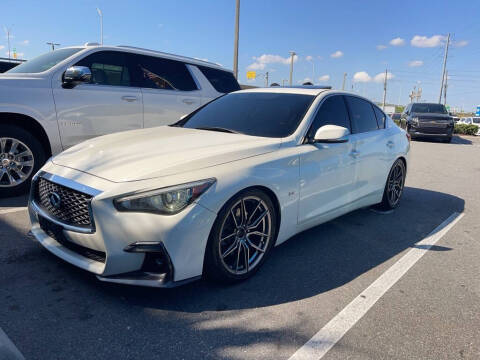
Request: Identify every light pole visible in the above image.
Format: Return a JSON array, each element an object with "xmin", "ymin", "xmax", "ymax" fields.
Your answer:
[
  {"xmin": 96, "ymin": 8, "xmax": 103, "ymax": 45},
  {"xmin": 289, "ymin": 51, "xmax": 296, "ymax": 86},
  {"xmin": 3, "ymin": 26, "xmax": 12, "ymax": 60},
  {"xmin": 46, "ymin": 42, "xmax": 60, "ymax": 51},
  {"xmin": 233, "ymin": 0, "xmax": 240, "ymax": 79}
]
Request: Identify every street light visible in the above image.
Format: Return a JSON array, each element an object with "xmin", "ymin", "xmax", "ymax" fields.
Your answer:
[
  {"xmin": 46, "ymin": 42, "xmax": 60, "ymax": 51},
  {"xmin": 289, "ymin": 51, "xmax": 296, "ymax": 86},
  {"xmin": 96, "ymin": 8, "xmax": 103, "ymax": 45}
]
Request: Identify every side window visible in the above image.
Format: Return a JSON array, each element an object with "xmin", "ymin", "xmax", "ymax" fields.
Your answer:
[
  {"xmin": 345, "ymin": 96, "xmax": 379, "ymax": 133},
  {"xmin": 197, "ymin": 65, "xmax": 241, "ymax": 93},
  {"xmin": 76, "ymin": 51, "xmax": 130, "ymax": 86},
  {"xmin": 307, "ymin": 95, "xmax": 350, "ymax": 139},
  {"xmin": 130, "ymin": 55, "xmax": 197, "ymax": 91},
  {"xmin": 373, "ymin": 106, "xmax": 386, "ymax": 128}
]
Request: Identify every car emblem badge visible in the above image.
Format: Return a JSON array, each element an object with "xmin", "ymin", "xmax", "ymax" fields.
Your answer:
[{"xmin": 49, "ymin": 192, "xmax": 62, "ymax": 209}]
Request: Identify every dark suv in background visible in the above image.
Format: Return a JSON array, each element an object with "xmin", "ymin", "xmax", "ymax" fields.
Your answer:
[{"xmin": 400, "ymin": 103, "xmax": 454, "ymax": 142}]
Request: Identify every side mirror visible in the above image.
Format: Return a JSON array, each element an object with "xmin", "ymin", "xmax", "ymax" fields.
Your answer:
[
  {"xmin": 63, "ymin": 66, "xmax": 92, "ymax": 88},
  {"xmin": 313, "ymin": 125, "xmax": 350, "ymax": 143}
]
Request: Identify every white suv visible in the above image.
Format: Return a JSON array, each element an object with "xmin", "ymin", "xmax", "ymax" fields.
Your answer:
[{"xmin": 0, "ymin": 44, "xmax": 240, "ymax": 196}]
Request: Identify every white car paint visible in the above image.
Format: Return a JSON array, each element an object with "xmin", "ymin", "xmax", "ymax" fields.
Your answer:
[{"xmin": 28, "ymin": 88, "xmax": 410, "ymax": 286}]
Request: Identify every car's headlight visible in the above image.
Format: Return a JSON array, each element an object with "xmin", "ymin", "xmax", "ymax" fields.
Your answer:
[
  {"xmin": 113, "ymin": 178, "xmax": 216, "ymax": 215},
  {"xmin": 411, "ymin": 117, "xmax": 419, "ymax": 125}
]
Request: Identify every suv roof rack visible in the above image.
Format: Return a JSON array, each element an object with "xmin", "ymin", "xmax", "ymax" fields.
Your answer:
[{"xmin": 116, "ymin": 45, "xmax": 223, "ymax": 69}]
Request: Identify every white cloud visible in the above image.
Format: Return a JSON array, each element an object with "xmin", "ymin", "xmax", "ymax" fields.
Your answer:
[
  {"xmin": 389, "ymin": 37, "xmax": 405, "ymax": 46},
  {"xmin": 318, "ymin": 74, "xmax": 330, "ymax": 82},
  {"xmin": 330, "ymin": 50, "xmax": 343, "ymax": 58},
  {"xmin": 21, "ymin": 40, "xmax": 29, "ymax": 45},
  {"xmin": 453, "ymin": 40, "xmax": 468, "ymax": 48},
  {"xmin": 353, "ymin": 71, "xmax": 371, "ymax": 83},
  {"xmin": 376, "ymin": 44, "xmax": 387, "ymax": 50},
  {"xmin": 408, "ymin": 60, "xmax": 424, "ymax": 67},
  {"xmin": 305, "ymin": 55, "xmax": 313, "ymax": 61},
  {"xmin": 411, "ymin": 35, "xmax": 446, "ymax": 48},
  {"xmin": 0, "ymin": 45, "xmax": 4, "ymax": 50},
  {"xmin": 373, "ymin": 72, "xmax": 395, "ymax": 83},
  {"xmin": 247, "ymin": 54, "xmax": 298, "ymax": 70}
]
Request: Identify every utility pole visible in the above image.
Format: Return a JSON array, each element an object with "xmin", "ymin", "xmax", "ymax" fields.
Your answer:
[
  {"xmin": 46, "ymin": 42, "xmax": 60, "ymax": 51},
  {"xmin": 282, "ymin": 79, "xmax": 287, "ymax": 86},
  {"xmin": 342, "ymin": 72, "xmax": 347, "ymax": 90},
  {"xmin": 96, "ymin": 8, "xmax": 103, "ymax": 45},
  {"xmin": 443, "ymin": 70, "xmax": 448, "ymax": 105},
  {"xmin": 289, "ymin": 51, "xmax": 296, "ymax": 86},
  {"xmin": 232, "ymin": 0, "xmax": 240, "ymax": 79},
  {"xmin": 3, "ymin": 26, "xmax": 11, "ymax": 60},
  {"xmin": 438, "ymin": 33, "xmax": 450, "ymax": 103},
  {"xmin": 382, "ymin": 68, "xmax": 388, "ymax": 111},
  {"xmin": 265, "ymin": 71, "xmax": 269, "ymax": 87}
]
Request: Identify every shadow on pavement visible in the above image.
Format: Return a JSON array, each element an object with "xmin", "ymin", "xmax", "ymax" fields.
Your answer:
[
  {"xmin": 413, "ymin": 135, "xmax": 472, "ymax": 145},
  {"xmin": 0, "ymin": 193, "xmax": 28, "ymax": 208}
]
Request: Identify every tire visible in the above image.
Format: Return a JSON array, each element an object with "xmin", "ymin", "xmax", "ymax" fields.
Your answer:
[
  {"xmin": 204, "ymin": 188, "xmax": 278, "ymax": 283},
  {"xmin": 376, "ymin": 159, "xmax": 406, "ymax": 211},
  {"xmin": 0, "ymin": 125, "xmax": 46, "ymax": 197}
]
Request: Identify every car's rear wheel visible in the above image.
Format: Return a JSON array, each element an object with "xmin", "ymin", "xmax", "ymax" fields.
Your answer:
[
  {"xmin": 0, "ymin": 125, "xmax": 46, "ymax": 197},
  {"xmin": 204, "ymin": 189, "xmax": 277, "ymax": 283},
  {"xmin": 376, "ymin": 159, "xmax": 406, "ymax": 211}
]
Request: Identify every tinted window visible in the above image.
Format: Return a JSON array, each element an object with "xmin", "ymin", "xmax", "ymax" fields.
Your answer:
[
  {"xmin": 411, "ymin": 103, "xmax": 447, "ymax": 114},
  {"xmin": 198, "ymin": 66, "xmax": 241, "ymax": 93},
  {"xmin": 180, "ymin": 92, "xmax": 314, "ymax": 138},
  {"xmin": 130, "ymin": 55, "xmax": 197, "ymax": 91},
  {"xmin": 473, "ymin": 118, "xmax": 480, "ymax": 124},
  {"xmin": 0, "ymin": 61, "xmax": 21, "ymax": 73},
  {"xmin": 373, "ymin": 106, "xmax": 387, "ymax": 128},
  {"xmin": 76, "ymin": 51, "xmax": 130, "ymax": 86},
  {"xmin": 308, "ymin": 95, "xmax": 350, "ymax": 139},
  {"xmin": 8, "ymin": 48, "xmax": 82, "ymax": 73},
  {"xmin": 391, "ymin": 113, "xmax": 401, "ymax": 120},
  {"xmin": 345, "ymin": 96, "xmax": 379, "ymax": 133}
]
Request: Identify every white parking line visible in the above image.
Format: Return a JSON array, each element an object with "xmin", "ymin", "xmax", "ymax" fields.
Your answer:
[
  {"xmin": 289, "ymin": 211, "xmax": 464, "ymax": 360},
  {"xmin": 0, "ymin": 207, "xmax": 27, "ymax": 215},
  {"xmin": 0, "ymin": 327, "xmax": 25, "ymax": 360}
]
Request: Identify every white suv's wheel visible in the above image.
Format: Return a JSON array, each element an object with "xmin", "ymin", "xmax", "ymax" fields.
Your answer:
[{"xmin": 0, "ymin": 125, "xmax": 46, "ymax": 197}]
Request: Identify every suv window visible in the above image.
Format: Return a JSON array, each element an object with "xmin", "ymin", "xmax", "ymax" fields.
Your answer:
[
  {"xmin": 373, "ymin": 106, "xmax": 386, "ymax": 128},
  {"xmin": 307, "ymin": 95, "xmax": 350, "ymax": 139},
  {"xmin": 8, "ymin": 47, "xmax": 82, "ymax": 73},
  {"xmin": 197, "ymin": 66, "xmax": 241, "ymax": 93},
  {"xmin": 130, "ymin": 55, "xmax": 197, "ymax": 91},
  {"xmin": 345, "ymin": 96, "xmax": 379, "ymax": 133},
  {"xmin": 76, "ymin": 51, "xmax": 130, "ymax": 86},
  {"xmin": 411, "ymin": 103, "xmax": 447, "ymax": 114}
]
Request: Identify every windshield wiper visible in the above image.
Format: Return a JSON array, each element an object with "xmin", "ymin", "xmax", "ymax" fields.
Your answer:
[{"xmin": 195, "ymin": 126, "xmax": 242, "ymax": 134}]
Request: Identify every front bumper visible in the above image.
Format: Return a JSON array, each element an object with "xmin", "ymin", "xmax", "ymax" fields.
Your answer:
[
  {"xmin": 28, "ymin": 165, "xmax": 217, "ymax": 287},
  {"xmin": 408, "ymin": 124, "xmax": 453, "ymax": 137}
]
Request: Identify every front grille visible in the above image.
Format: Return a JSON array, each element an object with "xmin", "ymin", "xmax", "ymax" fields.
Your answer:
[
  {"xmin": 39, "ymin": 216, "xmax": 106, "ymax": 263},
  {"xmin": 35, "ymin": 177, "xmax": 93, "ymax": 228}
]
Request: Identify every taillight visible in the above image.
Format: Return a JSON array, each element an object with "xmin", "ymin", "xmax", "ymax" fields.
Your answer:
[{"xmin": 406, "ymin": 133, "xmax": 411, "ymax": 143}]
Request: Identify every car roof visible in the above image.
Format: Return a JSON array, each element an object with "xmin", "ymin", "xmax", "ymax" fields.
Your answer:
[
  {"xmin": 62, "ymin": 44, "xmax": 230, "ymax": 72},
  {"xmin": 237, "ymin": 86, "xmax": 336, "ymax": 96}
]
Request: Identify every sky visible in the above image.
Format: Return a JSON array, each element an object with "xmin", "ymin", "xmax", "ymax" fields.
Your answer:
[{"xmin": 1, "ymin": 0, "xmax": 479, "ymax": 111}]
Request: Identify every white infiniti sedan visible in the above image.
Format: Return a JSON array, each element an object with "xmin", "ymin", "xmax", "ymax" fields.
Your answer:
[{"xmin": 28, "ymin": 87, "xmax": 410, "ymax": 287}]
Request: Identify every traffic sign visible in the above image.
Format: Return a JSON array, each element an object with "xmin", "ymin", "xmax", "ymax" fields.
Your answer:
[{"xmin": 246, "ymin": 71, "xmax": 256, "ymax": 80}]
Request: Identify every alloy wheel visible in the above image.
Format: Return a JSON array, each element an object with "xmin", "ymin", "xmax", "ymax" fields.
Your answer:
[
  {"xmin": 0, "ymin": 137, "xmax": 35, "ymax": 188},
  {"xmin": 387, "ymin": 161, "xmax": 404, "ymax": 207},
  {"xmin": 218, "ymin": 196, "xmax": 272, "ymax": 275}
]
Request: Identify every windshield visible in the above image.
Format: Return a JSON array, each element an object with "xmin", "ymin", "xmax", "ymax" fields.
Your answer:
[
  {"xmin": 392, "ymin": 113, "xmax": 401, "ymax": 120},
  {"xmin": 179, "ymin": 92, "xmax": 315, "ymax": 138},
  {"xmin": 7, "ymin": 48, "xmax": 83, "ymax": 73},
  {"xmin": 473, "ymin": 118, "xmax": 480, "ymax": 124},
  {"xmin": 411, "ymin": 103, "xmax": 447, "ymax": 114}
]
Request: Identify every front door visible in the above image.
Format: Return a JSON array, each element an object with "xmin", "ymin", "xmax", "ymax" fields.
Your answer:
[
  {"xmin": 52, "ymin": 50, "xmax": 143, "ymax": 149},
  {"xmin": 298, "ymin": 95, "xmax": 356, "ymax": 224}
]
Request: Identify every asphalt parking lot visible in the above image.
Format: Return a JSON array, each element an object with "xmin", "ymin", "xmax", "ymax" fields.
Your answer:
[{"xmin": 1, "ymin": 135, "xmax": 479, "ymax": 360}]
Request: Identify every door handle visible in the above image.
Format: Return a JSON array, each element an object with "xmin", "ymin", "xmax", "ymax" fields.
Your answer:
[
  {"xmin": 121, "ymin": 96, "xmax": 138, "ymax": 102},
  {"xmin": 386, "ymin": 141, "xmax": 394, "ymax": 148},
  {"xmin": 349, "ymin": 150, "xmax": 360, "ymax": 158},
  {"xmin": 182, "ymin": 99, "xmax": 195, "ymax": 105}
]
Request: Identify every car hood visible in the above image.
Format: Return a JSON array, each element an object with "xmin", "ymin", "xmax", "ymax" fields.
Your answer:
[{"xmin": 52, "ymin": 126, "xmax": 281, "ymax": 182}]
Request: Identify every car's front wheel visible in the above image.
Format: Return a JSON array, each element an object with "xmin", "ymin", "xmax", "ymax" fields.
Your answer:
[
  {"xmin": 204, "ymin": 189, "xmax": 277, "ymax": 283},
  {"xmin": 376, "ymin": 158, "xmax": 406, "ymax": 211},
  {"xmin": 0, "ymin": 125, "xmax": 46, "ymax": 197}
]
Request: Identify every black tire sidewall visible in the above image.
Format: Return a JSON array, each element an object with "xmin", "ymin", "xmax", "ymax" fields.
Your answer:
[
  {"xmin": 0, "ymin": 125, "xmax": 46, "ymax": 197},
  {"xmin": 379, "ymin": 159, "xmax": 406, "ymax": 210},
  {"xmin": 204, "ymin": 188, "xmax": 278, "ymax": 283}
]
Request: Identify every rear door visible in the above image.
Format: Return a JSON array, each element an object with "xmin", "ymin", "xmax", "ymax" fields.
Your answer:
[
  {"xmin": 298, "ymin": 95, "xmax": 356, "ymax": 224},
  {"xmin": 52, "ymin": 50, "xmax": 143, "ymax": 149},
  {"xmin": 129, "ymin": 54, "xmax": 202, "ymax": 128},
  {"xmin": 344, "ymin": 96, "xmax": 389, "ymax": 201}
]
